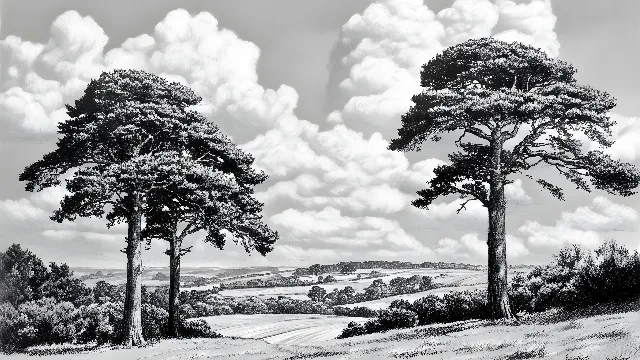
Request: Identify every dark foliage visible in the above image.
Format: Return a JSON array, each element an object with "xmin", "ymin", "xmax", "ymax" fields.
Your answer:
[
  {"xmin": 179, "ymin": 319, "xmax": 222, "ymax": 339},
  {"xmin": 509, "ymin": 240, "xmax": 640, "ymax": 314},
  {"xmin": 338, "ymin": 290, "xmax": 488, "ymax": 339}
]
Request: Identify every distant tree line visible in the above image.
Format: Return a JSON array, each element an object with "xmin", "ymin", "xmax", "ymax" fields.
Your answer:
[
  {"xmin": 307, "ymin": 275, "xmax": 436, "ymax": 306},
  {"xmin": 292, "ymin": 261, "xmax": 498, "ymax": 277}
]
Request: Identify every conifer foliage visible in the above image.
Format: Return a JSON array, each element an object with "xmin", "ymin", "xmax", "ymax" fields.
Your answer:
[
  {"xmin": 19, "ymin": 69, "xmax": 277, "ymax": 345},
  {"xmin": 389, "ymin": 38, "xmax": 640, "ymax": 319}
]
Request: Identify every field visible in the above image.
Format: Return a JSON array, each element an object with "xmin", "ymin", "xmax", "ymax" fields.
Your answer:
[
  {"xmin": 216, "ymin": 268, "xmax": 496, "ymax": 299},
  {"xmin": 196, "ymin": 314, "xmax": 365, "ymax": 345},
  {"xmin": 8, "ymin": 302, "xmax": 640, "ymax": 359}
]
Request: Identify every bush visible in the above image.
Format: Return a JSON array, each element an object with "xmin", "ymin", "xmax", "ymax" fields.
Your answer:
[
  {"xmin": 389, "ymin": 299, "xmax": 413, "ymax": 311},
  {"xmin": 440, "ymin": 290, "xmax": 488, "ymax": 322},
  {"xmin": 141, "ymin": 303, "xmax": 168, "ymax": 340},
  {"xmin": 509, "ymin": 241, "xmax": 640, "ymax": 313},
  {"xmin": 333, "ymin": 306, "xmax": 378, "ymax": 318},
  {"xmin": 18, "ymin": 298, "xmax": 80, "ymax": 345},
  {"xmin": 75, "ymin": 303, "xmax": 116, "ymax": 345},
  {"xmin": 0, "ymin": 303, "xmax": 33, "ymax": 353},
  {"xmin": 337, "ymin": 321, "xmax": 366, "ymax": 339},
  {"xmin": 180, "ymin": 319, "xmax": 222, "ymax": 339},
  {"xmin": 376, "ymin": 308, "xmax": 418, "ymax": 330}
]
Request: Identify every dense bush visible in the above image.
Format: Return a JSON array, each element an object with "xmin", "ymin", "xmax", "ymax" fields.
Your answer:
[
  {"xmin": 509, "ymin": 241, "xmax": 640, "ymax": 314},
  {"xmin": 0, "ymin": 303, "xmax": 33, "ymax": 353},
  {"xmin": 338, "ymin": 290, "xmax": 488, "ymax": 339},
  {"xmin": 0, "ymin": 245, "xmax": 93, "ymax": 308},
  {"xmin": 141, "ymin": 303, "xmax": 169, "ymax": 340},
  {"xmin": 337, "ymin": 308, "xmax": 417, "ymax": 339},
  {"xmin": 376, "ymin": 308, "xmax": 418, "ymax": 330},
  {"xmin": 337, "ymin": 321, "xmax": 367, "ymax": 339},
  {"xmin": 18, "ymin": 298, "xmax": 81, "ymax": 345},
  {"xmin": 179, "ymin": 319, "xmax": 222, "ymax": 339},
  {"xmin": 75, "ymin": 303, "xmax": 119, "ymax": 345}
]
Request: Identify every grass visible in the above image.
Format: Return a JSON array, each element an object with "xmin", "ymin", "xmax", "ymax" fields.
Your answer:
[{"xmin": 6, "ymin": 302, "xmax": 640, "ymax": 359}]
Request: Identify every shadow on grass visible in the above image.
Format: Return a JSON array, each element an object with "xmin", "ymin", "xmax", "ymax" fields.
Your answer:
[{"xmin": 517, "ymin": 300, "xmax": 640, "ymax": 326}]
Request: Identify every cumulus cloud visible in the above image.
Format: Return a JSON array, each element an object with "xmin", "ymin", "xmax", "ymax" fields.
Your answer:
[
  {"xmin": 519, "ymin": 220, "xmax": 601, "ymax": 249},
  {"xmin": 493, "ymin": 0, "xmax": 559, "ymax": 57},
  {"xmin": 518, "ymin": 197, "xmax": 637, "ymax": 250},
  {"xmin": 505, "ymin": 179, "xmax": 532, "ymax": 204},
  {"xmin": 560, "ymin": 197, "xmax": 638, "ymax": 232},
  {"xmin": 604, "ymin": 113, "xmax": 640, "ymax": 163},
  {"xmin": 438, "ymin": 0, "xmax": 499, "ymax": 45},
  {"xmin": 326, "ymin": 0, "xmax": 561, "ymax": 138},
  {"xmin": 0, "ymin": 9, "xmax": 304, "ymax": 142},
  {"xmin": 269, "ymin": 207, "xmax": 432, "ymax": 259}
]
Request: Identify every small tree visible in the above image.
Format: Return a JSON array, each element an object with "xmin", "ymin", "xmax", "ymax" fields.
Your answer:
[
  {"xmin": 19, "ymin": 69, "xmax": 207, "ymax": 346},
  {"xmin": 307, "ymin": 285, "xmax": 327, "ymax": 303},
  {"xmin": 309, "ymin": 264, "xmax": 323, "ymax": 276},
  {"xmin": 0, "ymin": 244, "xmax": 49, "ymax": 306},
  {"xmin": 389, "ymin": 38, "xmax": 640, "ymax": 319},
  {"xmin": 141, "ymin": 138, "xmax": 278, "ymax": 336}
]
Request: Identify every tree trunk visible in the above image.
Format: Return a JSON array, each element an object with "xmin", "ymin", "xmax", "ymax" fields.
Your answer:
[
  {"xmin": 168, "ymin": 233, "xmax": 182, "ymax": 338},
  {"xmin": 121, "ymin": 192, "xmax": 146, "ymax": 347},
  {"xmin": 487, "ymin": 140, "xmax": 513, "ymax": 320}
]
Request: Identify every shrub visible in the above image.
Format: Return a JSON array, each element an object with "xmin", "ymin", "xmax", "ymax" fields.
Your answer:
[
  {"xmin": 0, "ymin": 303, "xmax": 33, "ymax": 353},
  {"xmin": 17, "ymin": 298, "xmax": 80, "ymax": 345},
  {"xmin": 141, "ymin": 303, "xmax": 168, "ymax": 340},
  {"xmin": 440, "ymin": 290, "xmax": 488, "ymax": 322},
  {"xmin": 376, "ymin": 308, "xmax": 418, "ymax": 330},
  {"xmin": 75, "ymin": 303, "xmax": 115, "ymax": 345},
  {"xmin": 337, "ymin": 321, "xmax": 366, "ymax": 339},
  {"xmin": 509, "ymin": 241, "xmax": 640, "ymax": 313},
  {"xmin": 180, "ymin": 319, "xmax": 222, "ymax": 339},
  {"xmin": 323, "ymin": 275, "xmax": 336, "ymax": 283},
  {"xmin": 389, "ymin": 299, "xmax": 413, "ymax": 311}
]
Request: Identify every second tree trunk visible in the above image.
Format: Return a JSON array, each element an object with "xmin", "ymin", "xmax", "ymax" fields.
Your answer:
[
  {"xmin": 168, "ymin": 235, "xmax": 182, "ymax": 338},
  {"xmin": 121, "ymin": 193, "xmax": 146, "ymax": 347}
]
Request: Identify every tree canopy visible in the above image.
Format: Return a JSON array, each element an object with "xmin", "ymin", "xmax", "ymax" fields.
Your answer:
[
  {"xmin": 389, "ymin": 37, "xmax": 640, "ymax": 319},
  {"xmin": 389, "ymin": 37, "xmax": 639, "ymax": 210},
  {"xmin": 18, "ymin": 69, "xmax": 217, "ymax": 346}
]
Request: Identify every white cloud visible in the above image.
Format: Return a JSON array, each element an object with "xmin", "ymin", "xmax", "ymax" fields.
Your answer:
[
  {"xmin": 505, "ymin": 179, "xmax": 532, "ymax": 204},
  {"xmin": 518, "ymin": 197, "xmax": 637, "ymax": 250},
  {"xmin": 269, "ymin": 207, "xmax": 431, "ymax": 256},
  {"xmin": 438, "ymin": 0, "xmax": 499, "ymax": 45},
  {"xmin": 493, "ymin": 0, "xmax": 560, "ymax": 57},
  {"xmin": 560, "ymin": 197, "xmax": 638, "ymax": 232},
  {"xmin": 270, "ymin": 207, "xmax": 359, "ymax": 237},
  {"xmin": 0, "ymin": 198, "xmax": 49, "ymax": 222},
  {"xmin": 326, "ymin": 0, "xmax": 561, "ymax": 137},
  {"xmin": 604, "ymin": 113, "xmax": 640, "ymax": 163},
  {"xmin": 519, "ymin": 220, "xmax": 601, "ymax": 249},
  {"xmin": 412, "ymin": 198, "xmax": 488, "ymax": 222}
]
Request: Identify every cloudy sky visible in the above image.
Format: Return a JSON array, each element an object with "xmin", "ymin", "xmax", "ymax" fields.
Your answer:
[{"xmin": 1, "ymin": 0, "xmax": 639, "ymax": 269}]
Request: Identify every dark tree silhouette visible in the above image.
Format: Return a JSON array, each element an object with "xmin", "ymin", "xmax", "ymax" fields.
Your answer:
[
  {"xmin": 389, "ymin": 38, "xmax": 640, "ymax": 319},
  {"xmin": 140, "ymin": 126, "xmax": 278, "ymax": 336},
  {"xmin": 0, "ymin": 244, "xmax": 49, "ymax": 306},
  {"xmin": 19, "ymin": 69, "xmax": 207, "ymax": 346}
]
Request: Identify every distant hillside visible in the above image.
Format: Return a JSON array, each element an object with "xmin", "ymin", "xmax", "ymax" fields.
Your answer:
[{"xmin": 292, "ymin": 260, "xmax": 535, "ymax": 276}]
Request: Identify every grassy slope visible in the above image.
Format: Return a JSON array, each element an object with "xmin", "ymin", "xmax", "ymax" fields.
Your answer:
[{"xmin": 9, "ymin": 302, "xmax": 640, "ymax": 360}]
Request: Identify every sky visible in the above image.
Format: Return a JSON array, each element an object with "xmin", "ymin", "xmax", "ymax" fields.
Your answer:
[{"xmin": 0, "ymin": 0, "xmax": 639, "ymax": 269}]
